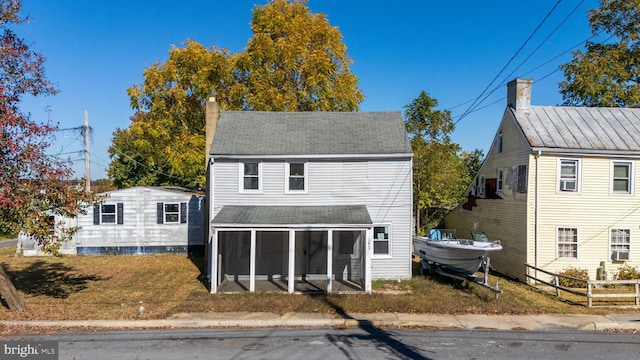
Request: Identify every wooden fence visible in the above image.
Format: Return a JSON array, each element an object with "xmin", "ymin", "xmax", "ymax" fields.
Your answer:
[{"xmin": 525, "ymin": 264, "xmax": 640, "ymax": 308}]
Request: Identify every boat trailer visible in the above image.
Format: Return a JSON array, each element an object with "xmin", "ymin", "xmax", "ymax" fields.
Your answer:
[{"xmin": 418, "ymin": 255, "xmax": 503, "ymax": 299}]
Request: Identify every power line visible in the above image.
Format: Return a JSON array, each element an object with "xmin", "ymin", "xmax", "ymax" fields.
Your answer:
[
  {"xmin": 456, "ymin": 0, "xmax": 564, "ymax": 124},
  {"xmin": 108, "ymin": 146, "xmax": 188, "ymax": 183},
  {"xmin": 467, "ymin": 0, "xmax": 586, "ymax": 115},
  {"xmin": 450, "ymin": 31, "xmax": 608, "ymax": 122}
]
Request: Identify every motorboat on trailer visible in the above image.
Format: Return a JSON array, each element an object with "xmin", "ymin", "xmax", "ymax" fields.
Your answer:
[{"xmin": 413, "ymin": 229, "xmax": 503, "ymax": 297}]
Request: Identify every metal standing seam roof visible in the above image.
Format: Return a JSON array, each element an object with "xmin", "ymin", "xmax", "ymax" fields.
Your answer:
[
  {"xmin": 210, "ymin": 111, "xmax": 412, "ymax": 156},
  {"xmin": 512, "ymin": 106, "xmax": 640, "ymax": 153},
  {"xmin": 211, "ymin": 205, "xmax": 372, "ymax": 226}
]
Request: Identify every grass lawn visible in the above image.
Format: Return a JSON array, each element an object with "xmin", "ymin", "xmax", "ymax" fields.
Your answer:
[{"xmin": 0, "ymin": 246, "xmax": 636, "ymax": 321}]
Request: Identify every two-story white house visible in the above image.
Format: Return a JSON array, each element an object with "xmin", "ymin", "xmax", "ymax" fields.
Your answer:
[
  {"xmin": 205, "ymin": 100, "xmax": 413, "ymax": 293},
  {"xmin": 446, "ymin": 78, "xmax": 640, "ymax": 283}
]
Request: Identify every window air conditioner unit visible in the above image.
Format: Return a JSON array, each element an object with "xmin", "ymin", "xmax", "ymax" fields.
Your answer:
[
  {"xmin": 560, "ymin": 180, "xmax": 576, "ymax": 191},
  {"xmin": 612, "ymin": 251, "xmax": 630, "ymax": 261}
]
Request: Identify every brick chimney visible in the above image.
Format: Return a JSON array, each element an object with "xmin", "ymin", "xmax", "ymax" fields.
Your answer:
[
  {"xmin": 205, "ymin": 97, "xmax": 219, "ymax": 162},
  {"xmin": 507, "ymin": 78, "xmax": 532, "ymax": 110}
]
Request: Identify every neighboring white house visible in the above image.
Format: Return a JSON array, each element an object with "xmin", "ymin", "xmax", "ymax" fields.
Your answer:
[
  {"xmin": 19, "ymin": 186, "xmax": 205, "ymax": 256},
  {"xmin": 446, "ymin": 78, "xmax": 640, "ymax": 282},
  {"xmin": 205, "ymin": 101, "xmax": 413, "ymax": 293}
]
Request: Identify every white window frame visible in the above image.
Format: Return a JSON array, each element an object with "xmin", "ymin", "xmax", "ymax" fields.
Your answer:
[
  {"xmin": 496, "ymin": 168, "xmax": 505, "ymax": 193},
  {"xmin": 558, "ymin": 158, "xmax": 580, "ymax": 193},
  {"xmin": 611, "ymin": 160, "xmax": 633, "ymax": 195},
  {"xmin": 477, "ymin": 175, "xmax": 486, "ymax": 196},
  {"xmin": 285, "ymin": 162, "xmax": 308, "ymax": 194},
  {"xmin": 557, "ymin": 227, "xmax": 578, "ymax": 259},
  {"xmin": 164, "ymin": 203, "xmax": 181, "ymax": 223},
  {"xmin": 239, "ymin": 162, "xmax": 262, "ymax": 193},
  {"xmin": 610, "ymin": 228, "xmax": 631, "ymax": 260},
  {"xmin": 101, "ymin": 204, "xmax": 118, "ymax": 224},
  {"xmin": 372, "ymin": 224, "xmax": 392, "ymax": 258},
  {"xmin": 496, "ymin": 133, "xmax": 503, "ymax": 153}
]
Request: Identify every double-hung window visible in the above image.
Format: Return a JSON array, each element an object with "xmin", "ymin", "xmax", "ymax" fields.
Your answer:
[
  {"xmin": 93, "ymin": 203, "xmax": 124, "ymax": 225},
  {"xmin": 612, "ymin": 161, "xmax": 633, "ymax": 194},
  {"xmin": 557, "ymin": 227, "xmax": 578, "ymax": 259},
  {"xmin": 373, "ymin": 225, "xmax": 391, "ymax": 257},
  {"xmin": 610, "ymin": 228, "xmax": 630, "ymax": 261},
  {"xmin": 559, "ymin": 159, "xmax": 579, "ymax": 192},
  {"xmin": 496, "ymin": 169, "xmax": 505, "ymax": 192},
  {"xmin": 240, "ymin": 162, "xmax": 262, "ymax": 193},
  {"xmin": 156, "ymin": 202, "xmax": 187, "ymax": 224},
  {"xmin": 285, "ymin": 162, "xmax": 308, "ymax": 193},
  {"xmin": 477, "ymin": 175, "xmax": 485, "ymax": 196}
]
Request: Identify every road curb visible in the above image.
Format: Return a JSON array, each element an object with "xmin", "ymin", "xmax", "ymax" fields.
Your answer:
[{"xmin": 1, "ymin": 314, "xmax": 638, "ymax": 332}]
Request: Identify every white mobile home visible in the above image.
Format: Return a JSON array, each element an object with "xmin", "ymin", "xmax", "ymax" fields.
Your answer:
[{"xmin": 19, "ymin": 186, "xmax": 205, "ymax": 256}]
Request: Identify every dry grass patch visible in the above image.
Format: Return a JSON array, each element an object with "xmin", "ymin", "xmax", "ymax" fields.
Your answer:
[{"xmin": 0, "ymin": 246, "xmax": 635, "ymax": 321}]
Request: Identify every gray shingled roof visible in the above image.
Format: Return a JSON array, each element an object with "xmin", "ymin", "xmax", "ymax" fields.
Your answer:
[
  {"xmin": 211, "ymin": 205, "xmax": 372, "ymax": 226},
  {"xmin": 513, "ymin": 106, "xmax": 640, "ymax": 152},
  {"xmin": 210, "ymin": 111, "xmax": 412, "ymax": 156}
]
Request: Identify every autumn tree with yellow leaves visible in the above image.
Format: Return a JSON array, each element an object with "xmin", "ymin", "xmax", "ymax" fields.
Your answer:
[{"xmin": 109, "ymin": 0, "xmax": 363, "ymax": 187}]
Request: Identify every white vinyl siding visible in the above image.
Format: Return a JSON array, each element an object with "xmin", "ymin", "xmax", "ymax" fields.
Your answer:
[
  {"xmin": 74, "ymin": 187, "xmax": 204, "ymax": 250},
  {"xmin": 212, "ymin": 159, "xmax": 413, "ymax": 280}
]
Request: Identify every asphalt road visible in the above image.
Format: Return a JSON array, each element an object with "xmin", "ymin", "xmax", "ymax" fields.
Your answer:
[
  {"xmin": 5, "ymin": 328, "xmax": 640, "ymax": 360},
  {"xmin": 0, "ymin": 239, "xmax": 16, "ymax": 248}
]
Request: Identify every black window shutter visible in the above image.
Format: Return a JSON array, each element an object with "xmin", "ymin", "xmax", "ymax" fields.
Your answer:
[
  {"xmin": 157, "ymin": 202, "xmax": 164, "ymax": 224},
  {"xmin": 117, "ymin": 203, "xmax": 124, "ymax": 225},
  {"xmin": 93, "ymin": 204, "xmax": 100, "ymax": 225},
  {"xmin": 180, "ymin": 202, "xmax": 187, "ymax": 224}
]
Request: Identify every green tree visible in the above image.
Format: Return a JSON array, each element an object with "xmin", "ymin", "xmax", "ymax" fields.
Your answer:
[
  {"xmin": 461, "ymin": 148, "xmax": 485, "ymax": 180},
  {"xmin": 559, "ymin": 0, "xmax": 640, "ymax": 107},
  {"xmin": 404, "ymin": 91, "xmax": 468, "ymax": 234},
  {"xmin": 110, "ymin": 0, "xmax": 363, "ymax": 188},
  {"xmin": 0, "ymin": 0, "xmax": 98, "ymax": 254}
]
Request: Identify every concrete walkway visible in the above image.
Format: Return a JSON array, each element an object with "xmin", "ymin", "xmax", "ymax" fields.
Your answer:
[{"xmin": 2, "ymin": 312, "xmax": 640, "ymax": 332}]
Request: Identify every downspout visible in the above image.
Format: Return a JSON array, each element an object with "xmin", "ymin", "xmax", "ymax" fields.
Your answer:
[{"xmin": 534, "ymin": 150, "xmax": 541, "ymax": 283}]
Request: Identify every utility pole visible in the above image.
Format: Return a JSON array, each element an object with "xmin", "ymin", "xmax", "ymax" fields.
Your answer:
[{"xmin": 84, "ymin": 109, "xmax": 90, "ymax": 192}]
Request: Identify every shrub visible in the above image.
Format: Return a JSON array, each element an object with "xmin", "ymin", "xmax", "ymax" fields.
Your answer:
[
  {"xmin": 557, "ymin": 266, "xmax": 589, "ymax": 288},
  {"xmin": 614, "ymin": 264, "xmax": 640, "ymax": 280}
]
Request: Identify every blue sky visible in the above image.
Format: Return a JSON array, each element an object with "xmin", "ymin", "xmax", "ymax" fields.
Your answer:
[{"xmin": 15, "ymin": 0, "xmax": 603, "ymax": 180}]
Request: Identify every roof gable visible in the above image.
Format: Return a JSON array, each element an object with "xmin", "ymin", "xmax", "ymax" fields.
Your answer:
[
  {"xmin": 210, "ymin": 111, "xmax": 412, "ymax": 156},
  {"xmin": 512, "ymin": 106, "xmax": 640, "ymax": 153}
]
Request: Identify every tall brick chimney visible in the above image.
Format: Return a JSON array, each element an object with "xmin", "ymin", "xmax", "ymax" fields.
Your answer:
[
  {"xmin": 205, "ymin": 97, "xmax": 219, "ymax": 162},
  {"xmin": 507, "ymin": 78, "xmax": 532, "ymax": 110}
]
